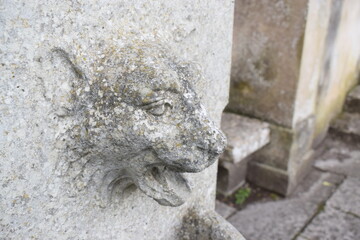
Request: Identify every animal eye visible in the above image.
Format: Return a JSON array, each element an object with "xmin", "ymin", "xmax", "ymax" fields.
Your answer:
[{"xmin": 143, "ymin": 99, "xmax": 172, "ymax": 116}]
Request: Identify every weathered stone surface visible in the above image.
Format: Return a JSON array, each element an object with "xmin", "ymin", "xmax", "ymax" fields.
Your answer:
[
  {"xmin": 215, "ymin": 200, "xmax": 237, "ymax": 219},
  {"xmin": 247, "ymin": 161, "xmax": 289, "ymax": 195},
  {"xmin": 228, "ymin": 0, "xmax": 360, "ymax": 198},
  {"xmin": 344, "ymin": 85, "xmax": 360, "ymax": 114},
  {"xmin": 291, "ymin": 169, "xmax": 344, "ymax": 204},
  {"xmin": 218, "ymin": 112, "xmax": 270, "ymax": 195},
  {"xmin": 328, "ymin": 177, "xmax": 360, "ymax": 217},
  {"xmin": 220, "ymin": 113, "xmax": 270, "ymax": 164},
  {"xmin": 40, "ymin": 45, "xmax": 226, "ymax": 208},
  {"xmin": 228, "ymin": 0, "xmax": 308, "ymax": 127},
  {"xmin": 228, "ymin": 199, "xmax": 317, "ymax": 240},
  {"xmin": 299, "ymin": 207, "xmax": 360, "ymax": 240},
  {"xmin": 0, "ymin": 0, "xmax": 235, "ymax": 239},
  {"xmin": 217, "ymin": 159, "xmax": 248, "ymax": 196},
  {"xmin": 314, "ymin": 140, "xmax": 360, "ymax": 178},
  {"xmin": 331, "ymin": 112, "xmax": 360, "ymax": 136},
  {"xmin": 179, "ymin": 208, "xmax": 246, "ymax": 240}
]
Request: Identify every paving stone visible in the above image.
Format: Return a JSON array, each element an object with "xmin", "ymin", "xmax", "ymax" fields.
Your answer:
[
  {"xmin": 314, "ymin": 147, "xmax": 360, "ymax": 178},
  {"xmin": 327, "ymin": 177, "xmax": 360, "ymax": 217},
  {"xmin": 291, "ymin": 168, "xmax": 344, "ymax": 204},
  {"xmin": 215, "ymin": 200, "xmax": 237, "ymax": 219},
  {"xmin": 299, "ymin": 207, "xmax": 360, "ymax": 240},
  {"xmin": 228, "ymin": 199, "xmax": 317, "ymax": 240},
  {"xmin": 331, "ymin": 112, "xmax": 360, "ymax": 136},
  {"xmin": 220, "ymin": 112, "xmax": 270, "ymax": 164},
  {"xmin": 344, "ymin": 85, "xmax": 360, "ymax": 114}
]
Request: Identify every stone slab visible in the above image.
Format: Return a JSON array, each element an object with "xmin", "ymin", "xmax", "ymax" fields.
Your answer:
[
  {"xmin": 291, "ymin": 168, "xmax": 345, "ymax": 204},
  {"xmin": 344, "ymin": 85, "xmax": 360, "ymax": 114},
  {"xmin": 217, "ymin": 160, "xmax": 247, "ymax": 196},
  {"xmin": 215, "ymin": 201, "xmax": 237, "ymax": 219},
  {"xmin": 331, "ymin": 112, "xmax": 360, "ymax": 136},
  {"xmin": 220, "ymin": 112, "xmax": 270, "ymax": 164},
  {"xmin": 328, "ymin": 177, "xmax": 360, "ymax": 217},
  {"xmin": 299, "ymin": 207, "xmax": 360, "ymax": 240},
  {"xmin": 314, "ymin": 146, "xmax": 360, "ymax": 178},
  {"xmin": 247, "ymin": 161, "xmax": 289, "ymax": 195},
  {"xmin": 228, "ymin": 199, "xmax": 317, "ymax": 240}
]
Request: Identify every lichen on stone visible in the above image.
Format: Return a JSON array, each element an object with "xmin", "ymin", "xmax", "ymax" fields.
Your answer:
[{"xmin": 47, "ymin": 41, "xmax": 226, "ymax": 207}]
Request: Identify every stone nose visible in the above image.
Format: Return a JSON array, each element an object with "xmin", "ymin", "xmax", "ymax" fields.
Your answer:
[{"xmin": 196, "ymin": 125, "xmax": 227, "ymax": 155}]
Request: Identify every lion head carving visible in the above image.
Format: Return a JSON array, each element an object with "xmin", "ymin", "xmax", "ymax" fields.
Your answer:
[{"xmin": 47, "ymin": 42, "xmax": 226, "ymax": 207}]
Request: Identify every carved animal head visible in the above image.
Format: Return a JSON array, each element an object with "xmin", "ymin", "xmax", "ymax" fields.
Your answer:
[{"xmin": 49, "ymin": 42, "xmax": 226, "ymax": 207}]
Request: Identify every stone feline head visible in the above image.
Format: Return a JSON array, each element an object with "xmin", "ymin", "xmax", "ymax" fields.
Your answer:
[{"xmin": 49, "ymin": 42, "xmax": 226, "ymax": 207}]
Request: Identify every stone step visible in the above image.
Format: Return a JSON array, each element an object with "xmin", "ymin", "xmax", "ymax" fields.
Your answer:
[
  {"xmin": 217, "ymin": 112, "xmax": 270, "ymax": 196},
  {"xmin": 220, "ymin": 113, "xmax": 270, "ymax": 164},
  {"xmin": 331, "ymin": 112, "xmax": 360, "ymax": 136},
  {"xmin": 344, "ymin": 85, "xmax": 360, "ymax": 114}
]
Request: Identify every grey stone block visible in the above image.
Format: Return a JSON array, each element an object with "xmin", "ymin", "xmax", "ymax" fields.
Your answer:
[
  {"xmin": 217, "ymin": 159, "xmax": 248, "ymax": 196},
  {"xmin": 300, "ymin": 207, "xmax": 360, "ymax": 240},
  {"xmin": 331, "ymin": 112, "xmax": 360, "ymax": 136},
  {"xmin": 217, "ymin": 113, "xmax": 270, "ymax": 195},
  {"xmin": 344, "ymin": 85, "xmax": 360, "ymax": 114},
  {"xmin": 228, "ymin": 199, "xmax": 317, "ymax": 240},
  {"xmin": 328, "ymin": 177, "xmax": 360, "ymax": 217},
  {"xmin": 215, "ymin": 201, "xmax": 237, "ymax": 219},
  {"xmin": 291, "ymin": 168, "xmax": 345, "ymax": 204},
  {"xmin": 220, "ymin": 113, "xmax": 270, "ymax": 164},
  {"xmin": 314, "ymin": 146, "xmax": 360, "ymax": 178},
  {"xmin": 247, "ymin": 161, "xmax": 289, "ymax": 195}
]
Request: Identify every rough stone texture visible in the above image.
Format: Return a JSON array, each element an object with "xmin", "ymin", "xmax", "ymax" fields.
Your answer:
[
  {"xmin": 217, "ymin": 160, "xmax": 249, "ymax": 196},
  {"xmin": 215, "ymin": 200, "xmax": 237, "ymax": 219},
  {"xmin": 247, "ymin": 161, "xmax": 289, "ymax": 195},
  {"xmin": 299, "ymin": 207, "xmax": 360, "ymax": 240},
  {"xmin": 291, "ymin": 168, "xmax": 344, "ymax": 204},
  {"xmin": 224, "ymin": 132, "xmax": 360, "ymax": 240},
  {"xmin": 228, "ymin": 0, "xmax": 308, "ymax": 127},
  {"xmin": 228, "ymin": 0, "xmax": 360, "ymax": 198},
  {"xmin": 228, "ymin": 199, "xmax": 317, "ymax": 240},
  {"xmin": 344, "ymin": 85, "xmax": 360, "ymax": 114},
  {"xmin": 328, "ymin": 177, "xmax": 360, "ymax": 217},
  {"xmin": 0, "ymin": 0, "xmax": 236, "ymax": 239},
  {"xmin": 38, "ymin": 45, "xmax": 227, "ymax": 208},
  {"xmin": 179, "ymin": 208, "xmax": 246, "ymax": 240},
  {"xmin": 220, "ymin": 113, "xmax": 270, "ymax": 164},
  {"xmin": 217, "ymin": 112, "xmax": 270, "ymax": 195},
  {"xmin": 314, "ymin": 136, "xmax": 360, "ymax": 178},
  {"xmin": 331, "ymin": 112, "xmax": 360, "ymax": 136}
]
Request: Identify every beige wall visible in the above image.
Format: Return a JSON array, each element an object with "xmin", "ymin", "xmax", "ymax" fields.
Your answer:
[
  {"xmin": 230, "ymin": 0, "xmax": 360, "ymax": 195},
  {"xmin": 290, "ymin": 0, "xmax": 360, "ymax": 185}
]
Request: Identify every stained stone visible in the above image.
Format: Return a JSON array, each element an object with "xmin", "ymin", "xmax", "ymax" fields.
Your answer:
[
  {"xmin": 0, "ymin": 0, "xmax": 239, "ymax": 239},
  {"xmin": 314, "ymin": 144, "xmax": 360, "ymax": 178},
  {"xmin": 291, "ymin": 168, "xmax": 345, "ymax": 204},
  {"xmin": 300, "ymin": 207, "xmax": 360, "ymax": 240},
  {"xmin": 228, "ymin": 199, "xmax": 317, "ymax": 240},
  {"xmin": 331, "ymin": 112, "xmax": 360, "ymax": 137},
  {"xmin": 220, "ymin": 113, "xmax": 270, "ymax": 164},
  {"xmin": 344, "ymin": 85, "xmax": 360, "ymax": 114},
  {"xmin": 327, "ymin": 177, "xmax": 360, "ymax": 217},
  {"xmin": 215, "ymin": 201, "xmax": 237, "ymax": 219}
]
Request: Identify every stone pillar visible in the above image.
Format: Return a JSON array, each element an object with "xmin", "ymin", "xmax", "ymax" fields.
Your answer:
[
  {"xmin": 0, "ymin": 1, "xmax": 244, "ymax": 239},
  {"xmin": 228, "ymin": 0, "xmax": 360, "ymax": 195}
]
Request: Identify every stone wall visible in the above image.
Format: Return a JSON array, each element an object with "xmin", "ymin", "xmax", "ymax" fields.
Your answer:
[
  {"xmin": 230, "ymin": 0, "xmax": 360, "ymax": 195},
  {"xmin": 0, "ymin": 1, "xmax": 241, "ymax": 239}
]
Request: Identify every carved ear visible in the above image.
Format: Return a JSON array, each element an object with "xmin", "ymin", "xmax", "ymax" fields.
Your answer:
[{"xmin": 37, "ymin": 48, "xmax": 86, "ymax": 117}]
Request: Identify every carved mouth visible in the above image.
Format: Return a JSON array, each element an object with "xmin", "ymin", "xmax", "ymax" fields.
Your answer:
[{"xmin": 137, "ymin": 165, "xmax": 191, "ymax": 207}]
